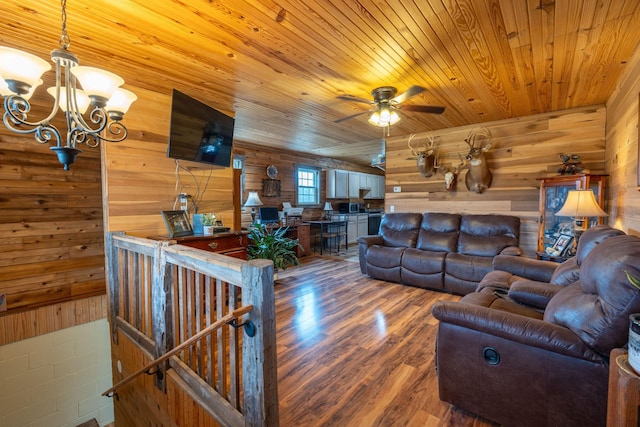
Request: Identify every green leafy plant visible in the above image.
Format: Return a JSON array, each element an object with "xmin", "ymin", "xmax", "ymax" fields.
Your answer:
[
  {"xmin": 247, "ymin": 224, "xmax": 300, "ymax": 271},
  {"xmin": 201, "ymin": 213, "xmax": 216, "ymax": 226},
  {"xmin": 627, "ymin": 271, "xmax": 640, "ymax": 290}
]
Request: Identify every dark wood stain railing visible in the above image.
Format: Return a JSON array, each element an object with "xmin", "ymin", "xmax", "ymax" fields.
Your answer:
[{"xmin": 104, "ymin": 232, "xmax": 279, "ymax": 427}]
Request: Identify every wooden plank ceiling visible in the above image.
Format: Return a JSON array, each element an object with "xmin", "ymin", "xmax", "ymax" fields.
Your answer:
[{"xmin": 1, "ymin": 0, "xmax": 639, "ymax": 166}]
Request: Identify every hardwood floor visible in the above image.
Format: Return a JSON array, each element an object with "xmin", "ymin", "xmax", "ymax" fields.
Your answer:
[{"xmin": 274, "ymin": 256, "xmax": 497, "ymax": 426}]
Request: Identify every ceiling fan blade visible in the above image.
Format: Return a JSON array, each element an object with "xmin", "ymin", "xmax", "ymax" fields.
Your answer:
[
  {"xmin": 399, "ymin": 104, "xmax": 445, "ymax": 114},
  {"xmin": 392, "ymin": 85, "xmax": 425, "ymax": 104},
  {"xmin": 334, "ymin": 110, "xmax": 371, "ymax": 123},
  {"xmin": 336, "ymin": 94, "xmax": 374, "ymax": 104}
]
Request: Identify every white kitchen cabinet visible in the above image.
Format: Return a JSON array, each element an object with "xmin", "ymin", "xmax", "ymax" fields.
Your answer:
[
  {"xmin": 364, "ymin": 174, "xmax": 385, "ymax": 199},
  {"xmin": 326, "ymin": 169, "xmax": 349, "ymax": 199},
  {"xmin": 357, "ymin": 214, "xmax": 368, "ymax": 238},
  {"xmin": 348, "ymin": 171, "xmax": 361, "ymax": 198},
  {"xmin": 347, "ymin": 214, "xmax": 358, "ymax": 243},
  {"xmin": 328, "ymin": 169, "xmax": 384, "ymax": 200}
]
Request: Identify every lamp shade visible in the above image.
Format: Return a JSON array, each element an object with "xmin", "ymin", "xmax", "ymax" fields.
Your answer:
[
  {"xmin": 555, "ymin": 189, "xmax": 608, "ymax": 218},
  {"xmin": 324, "ymin": 202, "xmax": 333, "ymax": 211},
  {"xmin": 70, "ymin": 66, "xmax": 124, "ymax": 102},
  {"xmin": 47, "ymin": 87, "xmax": 90, "ymax": 114},
  {"xmin": 1, "ymin": 78, "xmax": 42, "ymax": 100},
  {"xmin": 0, "ymin": 47, "xmax": 50, "ymax": 94},
  {"xmin": 106, "ymin": 88, "xmax": 138, "ymax": 115},
  {"xmin": 244, "ymin": 191, "xmax": 263, "ymax": 208}
]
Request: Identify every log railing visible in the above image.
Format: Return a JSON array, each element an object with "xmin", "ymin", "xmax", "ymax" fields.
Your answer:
[{"xmin": 105, "ymin": 232, "xmax": 279, "ymax": 427}]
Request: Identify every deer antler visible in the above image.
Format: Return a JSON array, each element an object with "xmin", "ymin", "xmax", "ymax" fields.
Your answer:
[
  {"xmin": 408, "ymin": 134, "xmax": 437, "ymax": 157},
  {"xmin": 407, "ymin": 133, "xmax": 418, "ymax": 156}
]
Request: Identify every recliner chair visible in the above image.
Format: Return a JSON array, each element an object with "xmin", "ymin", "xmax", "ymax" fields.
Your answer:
[
  {"xmin": 432, "ymin": 233, "xmax": 640, "ymax": 427},
  {"xmin": 476, "ymin": 225, "xmax": 625, "ymax": 310}
]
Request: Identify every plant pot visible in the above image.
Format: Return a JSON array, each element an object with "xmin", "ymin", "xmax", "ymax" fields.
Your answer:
[
  {"xmin": 629, "ymin": 313, "xmax": 640, "ymax": 374},
  {"xmin": 203, "ymin": 225, "xmax": 214, "ymax": 236}
]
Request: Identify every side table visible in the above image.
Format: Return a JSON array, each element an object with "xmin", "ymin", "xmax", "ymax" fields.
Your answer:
[{"xmin": 607, "ymin": 348, "xmax": 640, "ymax": 426}]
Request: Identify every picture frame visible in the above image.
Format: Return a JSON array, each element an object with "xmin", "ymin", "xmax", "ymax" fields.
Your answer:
[
  {"xmin": 552, "ymin": 233, "xmax": 574, "ymax": 256},
  {"xmin": 262, "ymin": 178, "xmax": 281, "ymax": 197},
  {"xmin": 161, "ymin": 210, "xmax": 193, "ymax": 237}
]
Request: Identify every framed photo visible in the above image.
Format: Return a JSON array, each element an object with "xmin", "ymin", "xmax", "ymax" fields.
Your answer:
[
  {"xmin": 552, "ymin": 233, "xmax": 574, "ymax": 256},
  {"xmin": 161, "ymin": 210, "xmax": 193, "ymax": 237}
]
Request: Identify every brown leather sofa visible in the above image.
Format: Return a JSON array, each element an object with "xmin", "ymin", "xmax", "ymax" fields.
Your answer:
[
  {"xmin": 357, "ymin": 212, "xmax": 521, "ymax": 295},
  {"xmin": 432, "ymin": 230, "xmax": 640, "ymax": 427}
]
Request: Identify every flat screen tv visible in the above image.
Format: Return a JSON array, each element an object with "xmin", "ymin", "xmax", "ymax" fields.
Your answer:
[
  {"xmin": 167, "ymin": 89, "xmax": 234, "ymax": 167},
  {"xmin": 258, "ymin": 207, "xmax": 280, "ymax": 224}
]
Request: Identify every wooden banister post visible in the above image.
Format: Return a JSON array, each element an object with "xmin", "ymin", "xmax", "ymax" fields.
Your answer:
[
  {"xmin": 106, "ymin": 231, "xmax": 125, "ymax": 344},
  {"xmin": 241, "ymin": 259, "xmax": 279, "ymax": 427},
  {"xmin": 152, "ymin": 240, "xmax": 175, "ymax": 392}
]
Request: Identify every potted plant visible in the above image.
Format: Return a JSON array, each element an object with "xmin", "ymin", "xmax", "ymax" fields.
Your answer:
[
  {"xmin": 247, "ymin": 224, "xmax": 300, "ymax": 277},
  {"xmin": 201, "ymin": 213, "xmax": 216, "ymax": 235}
]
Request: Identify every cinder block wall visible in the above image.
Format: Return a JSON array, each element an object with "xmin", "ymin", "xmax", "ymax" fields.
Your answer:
[{"xmin": 0, "ymin": 319, "xmax": 114, "ymax": 427}]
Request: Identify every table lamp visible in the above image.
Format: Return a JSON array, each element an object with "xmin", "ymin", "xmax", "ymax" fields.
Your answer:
[
  {"xmin": 244, "ymin": 191, "xmax": 263, "ymax": 224},
  {"xmin": 323, "ymin": 202, "xmax": 333, "ymax": 220},
  {"xmin": 555, "ymin": 189, "xmax": 608, "ymax": 247}
]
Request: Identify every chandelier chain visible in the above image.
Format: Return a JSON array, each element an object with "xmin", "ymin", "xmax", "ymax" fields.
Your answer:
[{"xmin": 59, "ymin": 0, "xmax": 71, "ymax": 49}]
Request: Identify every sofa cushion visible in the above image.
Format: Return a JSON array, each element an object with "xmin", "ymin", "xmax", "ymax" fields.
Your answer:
[
  {"xmin": 379, "ymin": 213, "xmax": 422, "ymax": 247},
  {"xmin": 401, "ymin": 248, "xmax": 446, "ymax": 289},
  {"xmin": 544, "ymin": 235, "xmax": 640, "ymax": 354},
  {"xmin": 416, "ymin": 212, "xmax": 460, "ymax": 252},
  {"xmin": 458, "ymin": 214, "xmax": 520, "ymax": 256},
  {"xmin": 445, "ymin": 253, "xmax": 494, "ymax": 285},
  {"xmin": 366, "ymin": 245, "xmax": 405, "ymax": 269}
]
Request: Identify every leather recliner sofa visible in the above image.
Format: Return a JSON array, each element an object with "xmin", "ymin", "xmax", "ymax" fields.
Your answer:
[
  {"xmin": 432, "ymin": 230, "xmax": 640, "ymax": 427},
  {"xmin": 476, "ymin": 224, "xmax": 626, "ymax": 309},
  {"xmin": 357, "ymin": 212, "xmax": 521, "ymax": 295}
]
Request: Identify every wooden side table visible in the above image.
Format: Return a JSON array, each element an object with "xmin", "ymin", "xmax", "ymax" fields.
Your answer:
[
  {"xmin": 149, "ymin": 231, "xmax": 248, "ymax": 260},
  {"xmin": 607, "ymin": 348, "xmax": 640, "ymax": 427}
]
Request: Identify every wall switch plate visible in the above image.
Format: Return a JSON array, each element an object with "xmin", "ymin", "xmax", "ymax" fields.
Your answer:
[
  {"xmin": 393, "ymin": 186, "xmax": 401, "ymax": 192},
  {"xmin": 390, "ymin": 205, "xmax": 395, "ymax": 212}
]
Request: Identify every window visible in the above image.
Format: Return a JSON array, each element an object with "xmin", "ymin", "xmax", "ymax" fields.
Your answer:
[{"xmin": 296, "ymin": 165, "xmax": 320, "ymax": 205}]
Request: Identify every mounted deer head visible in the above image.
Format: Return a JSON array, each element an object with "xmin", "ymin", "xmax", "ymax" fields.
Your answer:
[
  {"xmin": 408, "ymin": 134, "xmax": 437, "ymax": 178},
  {"xmin": 463, "ymin": 127, "xmax": 493, "ymax": 193},
  {"xmin": 435, "ymin": 154, "xmax": 466, "ymax": 192}
]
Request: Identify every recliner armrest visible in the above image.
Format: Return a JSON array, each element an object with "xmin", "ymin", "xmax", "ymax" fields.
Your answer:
[
  {"xmin": 432, "ymin": 301, "xmax": 602, "ymax": 362},
  {"xmin": 492, "ymin": 255, "xmax": 558, "ymax": 283},
  {"xmin": 357, "ymin": 235, "xmax": 383, "ymax": 248},
  {"xmin": 508, "ymin": 280, "xmax": 563, "ymax": 310},
  {"xmin": 499, "ymin": 246, "xmax": 522, "ymax": 256}
]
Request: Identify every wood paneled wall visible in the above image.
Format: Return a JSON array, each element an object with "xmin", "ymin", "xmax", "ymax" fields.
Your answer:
[
  {"xmin": 384, "ymin": 106, "xmax": 607, "ymax": 257},
  {"xmin": 102, "ymin": 86, "xmax": 235, "ymax": 238},
  {"xmin": 234, "ymin": 141, "xmax": 384, "ymax": 227},
  {"xmin": 605, "ymin": 41, "xmax": 640, "ymax": 236},
  {"xmin": 0, "ymin": 127, "xmax": 106, "ymax": 322}
]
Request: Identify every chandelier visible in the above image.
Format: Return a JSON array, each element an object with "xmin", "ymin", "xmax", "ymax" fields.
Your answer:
[{"xmin": 0, "ymin": 0, "xmax": 136, "ymax": 170}]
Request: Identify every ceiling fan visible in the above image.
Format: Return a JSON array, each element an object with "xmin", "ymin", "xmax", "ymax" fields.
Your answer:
[{"xmin": 334, "ymin": 85, "xmax": 445, "ymax": 127}]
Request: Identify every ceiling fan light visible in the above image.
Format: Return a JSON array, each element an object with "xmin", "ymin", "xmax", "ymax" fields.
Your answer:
[
  {"xmin": 369, "ymin": 108, "xmax": 400, "ymax": 127},
  {"xmin": 368, "ymin": 111, "xmax": 381, "ymax": 126},
  {"xmin": 388, "ymin": 110, "xmax": 400, "ymax": 125}
]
